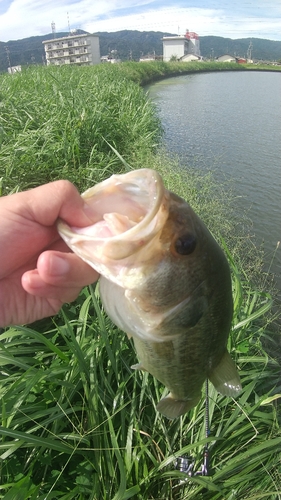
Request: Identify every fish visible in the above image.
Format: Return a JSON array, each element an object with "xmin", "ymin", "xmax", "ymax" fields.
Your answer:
[{"xmin": 57, "ymin": 168, "xmax": 242, "ymax": 419}]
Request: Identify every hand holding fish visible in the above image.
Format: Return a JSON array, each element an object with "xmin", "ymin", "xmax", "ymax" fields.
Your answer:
[{"xmin": 0, "ymin": 180, "xmax": 99, "ymax": 327}]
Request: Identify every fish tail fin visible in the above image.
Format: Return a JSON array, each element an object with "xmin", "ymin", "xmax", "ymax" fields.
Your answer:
[
  {"xmin": 156, "ymin": 393, "xmax": 201, "ymax": 419},
  {"xmin": 209, "ymin": 350, "xmax": 242, "ymax": 397}
]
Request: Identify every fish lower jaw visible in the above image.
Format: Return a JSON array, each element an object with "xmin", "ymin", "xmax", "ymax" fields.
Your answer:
[{"xmin": 132, "ymin": 329, "xmax": 182, "ymax": 343}]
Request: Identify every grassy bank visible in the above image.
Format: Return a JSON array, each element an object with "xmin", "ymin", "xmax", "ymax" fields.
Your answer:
[
  {"xmin": 111, "ymin": 60, "xmax": 281, "ymax": 86},
  {"xmin": 0, "ymin": 64, "xmax": 161, "ymax": 194},
  {"xmin": 0, "ymin": 63, "xmax": 280, "ymax": 499},
  {"xmin": 1, "ymin": 61, "xmax": 280, "ymax": 195}
]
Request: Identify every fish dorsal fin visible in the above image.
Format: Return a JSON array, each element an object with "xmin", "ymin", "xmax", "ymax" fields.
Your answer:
[{"xmin": 209, "ymin": 351, "xmax": 242, "ymax": 397}]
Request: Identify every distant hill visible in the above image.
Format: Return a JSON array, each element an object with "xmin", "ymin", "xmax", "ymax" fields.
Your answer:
[
  {"xmin": 97, "ymin": 30, "xmax": 168, "ymax": 61},
  {"xmin": 199, "ymin": 36, "xmax": 281, "ymax": 62},
  {"xmin": 97, "ymin": 31, "xmax": 281, "ymax": 63},
  {"xmin": 1, "ymin": 30, "xmax": 280, "ymax": 72}
]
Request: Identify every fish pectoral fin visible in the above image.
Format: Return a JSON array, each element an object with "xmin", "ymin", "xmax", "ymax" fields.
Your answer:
[
  {"xmin": 162, "ymin": 294, "xmax": 208, "ymax": 329},
  {"xmin": 131, "ymin": 363, "xmax": 147, "ymax": 372},
  {"xmin": 209, "ymin": 351, "xmax": 242, "ymax": 397},
  {"xmin": 156, "ymin": 393, "xmax": 201, "ymax": 419}
]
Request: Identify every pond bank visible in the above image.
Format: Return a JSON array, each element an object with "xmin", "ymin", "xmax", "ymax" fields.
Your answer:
[{"xmin": 117, "ymin": 60, "xmax": 281, "ymax": 86}]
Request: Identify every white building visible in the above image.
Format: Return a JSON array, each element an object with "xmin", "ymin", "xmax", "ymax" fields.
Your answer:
[
  {"xmin": 101, "ymin": 56, "xmax": 121, "ymax": 64},
  {"xmin": 101, "ymin": 50, "xmax": 121, "ymax": 64},
  {"xmin": 181, "ymin": 54, "xmax": 201, "ymax": 62},
  {"xmin": 162, "ymin": 30, "xmax": 200, "ymax": 62},
  {"xmin": 42, "ymin": 33, "xmax": 100, "ymax": 66},
  {"xmin": 8, "ymin": 65, "xmax": 22, "ymax": 74},
  {"xmin": 216, "ymin": 55, "xmax": 236, "ymax": 63}
]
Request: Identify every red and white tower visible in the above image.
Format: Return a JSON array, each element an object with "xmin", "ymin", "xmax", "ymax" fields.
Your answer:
[{"xmin": 185, "ymin": 30, "xmax": 200, "ymax": 57}]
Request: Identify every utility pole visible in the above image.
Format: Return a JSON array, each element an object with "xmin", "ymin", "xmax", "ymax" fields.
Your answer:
[
  {"xmin": 51, "ymin": 21, "xmax": 56, "ymax": 39},
  {"xmin": 247, "ymin": 41, "xmax": 253, "ymax": 61},
  {"xmin": 5, "ymin": 46, "xmax": 11, "ymax": 68}
]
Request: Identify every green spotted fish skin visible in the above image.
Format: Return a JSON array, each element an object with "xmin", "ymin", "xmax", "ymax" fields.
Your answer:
[{"xmin": 58, "ymin": 169, "xmax": 242, "ymax": 419}]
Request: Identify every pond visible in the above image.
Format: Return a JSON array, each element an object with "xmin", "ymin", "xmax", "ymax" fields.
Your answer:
[{"xmin": 147, "ymin": 70, "xmax": 281, "ymax": 286}]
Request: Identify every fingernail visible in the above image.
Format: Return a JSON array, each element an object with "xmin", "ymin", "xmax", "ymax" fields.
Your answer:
[{"xmin": 49, "ymin": 255, "xmax": 70, "ymax": 276}]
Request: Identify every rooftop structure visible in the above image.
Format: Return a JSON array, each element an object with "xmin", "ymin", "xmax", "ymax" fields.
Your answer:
[{"xmin": 42, "ymin": 33, "xmax": 100, "ymax": 66}]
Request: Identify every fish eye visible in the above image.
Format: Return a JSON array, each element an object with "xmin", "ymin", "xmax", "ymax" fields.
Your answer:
[{"xmin": 174, "ymin": 234, "xmax": 197, "ymax": 255}]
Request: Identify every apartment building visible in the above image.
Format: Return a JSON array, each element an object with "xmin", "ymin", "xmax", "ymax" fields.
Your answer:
[{"xmin": 42, "ymin": 33, "xmax": 100, "ymax": 66}]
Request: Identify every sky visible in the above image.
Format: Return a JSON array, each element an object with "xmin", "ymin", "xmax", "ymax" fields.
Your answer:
[{"xmin": 0, "ymin": 0, "xmax": 280, "ymax": 42}]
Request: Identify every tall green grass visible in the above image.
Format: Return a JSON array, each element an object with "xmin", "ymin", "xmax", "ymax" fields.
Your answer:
[
  {"xmin": 0, "ymin": 64, "xmax": 161, "ymax": 194},
  {"xmin": 0, "ymin": 63, "xmax": 280, "ymax": 498},
  {"xmin": 0, "ymin": 276, "xmax": 280, "ymax": 499},
  {"xmin": 0, "ymin": 61, "xmax": 280, "ymax": 194}
]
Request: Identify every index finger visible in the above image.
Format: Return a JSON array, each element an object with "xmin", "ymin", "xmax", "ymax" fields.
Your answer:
[{"xmin": 18, "ymin": 180, "xmax": 95, "ymax": 228}]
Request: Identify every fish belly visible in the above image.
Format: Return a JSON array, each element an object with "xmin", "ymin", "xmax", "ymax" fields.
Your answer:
[
  {"xmin": 99, "ymin": 276, "xmax": 241, "ymax": 419},
  {"xmin": 132, "ymin": 334, "xmax": 207, "ymax": 418},
  {"xmin": 100, "ymin": 276, "xmax": 213, "ymax": 418}
]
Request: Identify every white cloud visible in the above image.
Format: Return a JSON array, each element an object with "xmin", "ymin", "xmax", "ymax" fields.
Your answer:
[
  {"xmin": 0, "ymin": 0, "xmax": 280, "ymax": 41},
  {"xmin": 84, "ymin": 7, "xmax": 219, "ymax": 35}
]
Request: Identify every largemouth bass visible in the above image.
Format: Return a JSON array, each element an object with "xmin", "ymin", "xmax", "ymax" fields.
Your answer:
[{"xmin": 58, "ymin": 169, "xmax": 241, "ymax": 419}]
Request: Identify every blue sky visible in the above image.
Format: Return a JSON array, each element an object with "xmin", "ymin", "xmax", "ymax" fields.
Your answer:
[{"xmin": 0, "ymin": 0, "xmax": 280, "ymax": 42}]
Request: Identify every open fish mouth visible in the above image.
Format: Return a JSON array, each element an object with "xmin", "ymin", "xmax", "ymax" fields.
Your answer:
[{"xmin": 57, "ymin": 169, "xmax": 170, "ymax": 284}]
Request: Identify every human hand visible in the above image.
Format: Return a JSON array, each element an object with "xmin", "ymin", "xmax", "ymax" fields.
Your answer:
[{"xmin": 0, "ymin": 180, "xmax": 99, "ymax": 327}]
